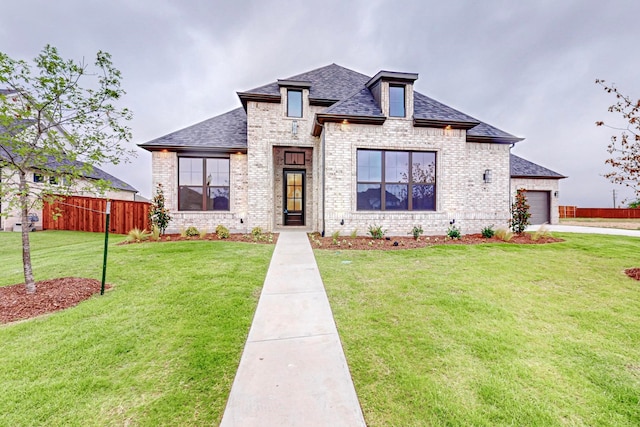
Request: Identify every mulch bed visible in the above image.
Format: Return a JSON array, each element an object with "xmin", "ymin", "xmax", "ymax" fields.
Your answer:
[
  {"xmin": 0, "ymin": 277, "xmax": 109, "ymax": 324},
  {"xmin": 309, "ymin": 233, "xmax": 563, "ymax": 250},
  {"xmin": 625, "ymin": 268, "xmax": 640, "ymax": 281},
  {"xmin": 118, "ymin": 233, "xmax": 278, "ymax": 245}
]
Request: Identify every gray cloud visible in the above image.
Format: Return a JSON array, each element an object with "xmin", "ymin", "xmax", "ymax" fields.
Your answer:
[{"xmin": 2, "ymin": 0, "xmax": 638, "ymax": 205}]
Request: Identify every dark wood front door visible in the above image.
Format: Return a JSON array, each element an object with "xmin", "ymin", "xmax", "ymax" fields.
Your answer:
[{"xmin": 284, "ymin": 170, "xmax": 305, "ymax": 226}]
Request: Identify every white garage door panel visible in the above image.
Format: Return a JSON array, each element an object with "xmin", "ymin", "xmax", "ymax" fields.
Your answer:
[{"xmin": 526, "ymin": 191, "xmax": 550, "ymax": 224}]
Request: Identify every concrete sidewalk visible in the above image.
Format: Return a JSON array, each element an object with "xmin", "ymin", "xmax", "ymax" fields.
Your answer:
[
  {"xmin": 527, "ymin": 224, "xmax": 640, "ymax": 237},
  {"xmin": 220, "ymin": 231, "xmax": 366, "ymax": 427}
]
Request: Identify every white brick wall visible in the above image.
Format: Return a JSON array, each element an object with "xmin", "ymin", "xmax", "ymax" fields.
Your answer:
[
  {"xmin": 320, "ymin": 119, "xmax": 512, "ymax": 236},
  {"xmin": 151, "ymin": 151, "xmax": 249, "ymax": 233},
  {"xmin": 511, "ymin": 178, "xmax": 561, "ymax": 224}
]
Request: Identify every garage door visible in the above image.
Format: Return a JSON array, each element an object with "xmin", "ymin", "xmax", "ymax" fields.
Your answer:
[{"xmin": 526, "ymin": 191, "xmax": 550, "ymax": 224}]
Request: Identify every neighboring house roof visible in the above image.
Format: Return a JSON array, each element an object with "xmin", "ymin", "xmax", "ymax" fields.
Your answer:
[
  {"xmin": 140, "ymin": 107, "xmax": 247, "ymax": 151},
  {"xmin": 510, "ymin": 154, "xmax": 567, "ymax": 179},
  {"xmin": 140, "ymin": 63, "xmax": 523, "ymax": 150},
  {"xmin": 0, "ymin": 143, "xmax": 138, "ymax": 192}
]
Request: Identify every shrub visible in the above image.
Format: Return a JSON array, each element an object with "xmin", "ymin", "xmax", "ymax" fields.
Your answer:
[
  {"xmin": 350, "ymin": 228, "xmax": 358, "ymax": 238},
  {"xmin": 251, "ymin": 227, "xmax": 263, "ymax": 237},
  {"xmin": 509, "ymin": 189, "xmax": 531, "ymax": 234},
  {"xmin": 368, "ymin": 224, "xmax": 386, "ymax": 239},
  {"xmin": 216, "ymin": 224, "xmax": 230, "ymax": 239},
  {"xmin": 495, "ymin": 228, "xmax": 513, "ymax": 242},
  {"xmin": 531, "ymin": 225, "xmax": 551, "ymax": 241},
  {"xmin": 149, "ymin": 225, "xmax": 161, "ymax": 241},
  {"xmin": 127, "ymin": 228, "xmax": 149, "ymax": 242},
  {"xmin": 184, "ymin": 226, "xmax": 199, "ymax": 237},
  {"xmin": 481, "ymin": 225, "xmax": 495, "ymax": 239},
  {"xmin": 199, "ymin": 228, "xmax": 208, "ymax": 239},
  {"xmin": 409, "ymin": 225, "xmax": 423, "ymax": 240},
  {"xmin": 447, "ymin": 220, "xmax": 461, "ymax": 240},
  {"xmin": 331, "ymin": 230, "xmax": 341, "ymax": 245}
]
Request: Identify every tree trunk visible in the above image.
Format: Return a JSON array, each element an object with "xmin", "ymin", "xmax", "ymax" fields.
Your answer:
[{"xmin": 19, "ymin": 172, "xmax": 36, "ymax": 294}]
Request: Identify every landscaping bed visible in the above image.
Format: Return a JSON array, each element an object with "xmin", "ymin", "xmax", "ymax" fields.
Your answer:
[{"xmin": 309, "ymin": 232, "xmax": 563, "ymax": 250}]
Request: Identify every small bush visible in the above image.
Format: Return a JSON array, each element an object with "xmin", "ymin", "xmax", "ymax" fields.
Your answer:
[
  {"xmin": 495, "ymin": 228, "xmax": 513, "ymax": 242},
  {"xmin": 150, "ymin": 225, "xmax": 161, "ymax": 241},
  {"xmin": 331, "ymin": 230, "xmax": 341, "ymax": 245},
  {"xmin": 184, "ymin": 226, "xmax": 199, "ymax": 237},
  {"xmin": 481, "ymin": 225, "xmax": 495, "ymax": 239},
  {"xmin": 216, "ymin": 224, "xmax": 230, "ymax": 239},
  {"xmin": 531, "ymin": 225, "xmax": 551, "ymax": 241},
  {"xmin": 409, "ymin": 225, "xmax": 423, "ymax": 240},
  {"xmin": 368, "ymin": 224, "xmax": 386, "ymax": 239},
  {"xmin": 251, "ymin": 227, "xmax": 263, "ymax": 237},
  {"xmin": 350, "ymin": 228, "xmax": 358, "ymax": 238},
  {"xmin": 199, "ymin": 228, "xmax": 208, "ymax": 238},
  {"xmin": 127, "ymin": 228, "xmax": 149, "ymax": 242},
  {"xmin": 447, "ymin": 220, "xmax": 461, "ymax": 240}
]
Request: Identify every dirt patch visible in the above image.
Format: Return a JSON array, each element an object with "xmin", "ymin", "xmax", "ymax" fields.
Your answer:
[
  {"xmin": 309, "ymin": 233, "xmax": 563, "ymax": 250},
  {"xmin": 1, "ymin": 277, "xmax": 109, "ymax": 324},
  {"xmin": 625, "ymin": 268, "xmax": 640, "ymax": 281}
]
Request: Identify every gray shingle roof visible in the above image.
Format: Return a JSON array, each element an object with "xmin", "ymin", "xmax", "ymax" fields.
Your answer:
[
  {"xmin": 139, "ymin": 107, "xmax": 247, "ymax": 150},
  {"xmin": 511, "ymin": 154, "xmax": 566, "ymax": 179},
  {"xmin": 323, "ymin": 87, "xmax": 384, "ymax": 116},
  {"xmin": 413, "ymin": 92, "xmax": 479, "ymax": 126},
  {"xmin": 244, "ymin": 63, "xmax": 370, "ymax": 102},
  {"xmin": 0, "ymin": 144, "xmax": 137, "ymax": 192},
  {"xmin": 142, "ymin": 64, "xmax": 523, "ymax": 150}
]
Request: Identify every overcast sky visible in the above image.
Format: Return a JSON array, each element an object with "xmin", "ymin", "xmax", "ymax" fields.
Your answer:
[{"xmin": 2, "ymin": 0, "xmax": 639, "ymax": 207}]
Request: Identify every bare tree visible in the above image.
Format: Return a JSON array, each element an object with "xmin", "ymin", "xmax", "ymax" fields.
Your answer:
[{"xmin": 595, "ymin": 79, "xmax": 640, "ymax": 201}]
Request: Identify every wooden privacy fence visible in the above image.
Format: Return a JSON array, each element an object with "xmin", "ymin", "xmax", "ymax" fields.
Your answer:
[
  {"xmin": 559, "ymin": 206, "xmax": 640, "ymax": 219},
  {"xmin": 43, "ymin": 195, "xmax": 151, "ymax": 234}
]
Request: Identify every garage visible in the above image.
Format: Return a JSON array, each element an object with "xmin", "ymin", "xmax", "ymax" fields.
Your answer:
[{"xmin": 526, "ymin": 191, "xmax": 550, "ymax": 224}]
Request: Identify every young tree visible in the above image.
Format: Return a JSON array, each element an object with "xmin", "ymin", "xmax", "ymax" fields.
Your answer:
[
  {"xmin": 595, "ymin": 79, "xmax": 640, "ymax": 201},
  {"xmin": 149, "ymin": 183, "xmax": 171, "ymax": 234},
  {"xmin": 509, "ymin": 188, "xmax": 531, "ymax": 234},
  {"xmin": 0, "ymin": 45, "xmax": 133, "ymax": 293}
]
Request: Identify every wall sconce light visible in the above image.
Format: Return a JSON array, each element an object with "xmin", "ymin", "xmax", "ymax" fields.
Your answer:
[
  {"xmin": 554, "ymin": 191, "xmax": 559, "ymax": 198},
  {"xmin": 483, "ymin": 169, "xmax": 492, "ymax": 183},
  {"xmin": 292, "ymin": 120, "xmax": 298, "ymax": 135},
  {"xmin": 240, "ymin": 218, "xmax": 244, "ymax": 224},
  {"xmin": 340, "ymin": 219, "xmax": 344, "ymax": 226}
]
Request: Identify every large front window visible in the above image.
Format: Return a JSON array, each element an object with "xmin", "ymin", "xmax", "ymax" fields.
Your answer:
[
  {"xmin": 357, "ymin": 150, "xmax": 436, "ymax": 211},
  {"xmin": 178, "ymin": 157, "xmax": 230, "ymax": 211}
]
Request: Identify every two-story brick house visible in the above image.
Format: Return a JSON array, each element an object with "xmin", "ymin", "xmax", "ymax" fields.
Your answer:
[{"xmin": 140, "ymin": 64, "xmax": 564, "ymax": 235}]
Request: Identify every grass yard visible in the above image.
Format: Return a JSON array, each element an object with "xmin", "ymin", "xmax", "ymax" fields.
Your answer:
[
  {"xmin": 0, "ymin": 231, "xmax": 273, "ymax": 426},
  {"xmin": 316, "ymin": 233, "xmax": 640, "ymax": 426}
]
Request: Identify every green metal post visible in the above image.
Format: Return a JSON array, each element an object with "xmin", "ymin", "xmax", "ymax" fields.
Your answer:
[{"xmin": 101, "ymin": 201, "xmax": 111, "ymax": 295}]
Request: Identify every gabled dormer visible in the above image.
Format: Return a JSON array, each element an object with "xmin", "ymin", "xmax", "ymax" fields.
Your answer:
[
  {"xmin": 365, "ymin": 71, "xmax": 418, "ymax": 119},
  {"xmin": 277, "ymin": 79, "xmax": 311, "ymax": 119}
]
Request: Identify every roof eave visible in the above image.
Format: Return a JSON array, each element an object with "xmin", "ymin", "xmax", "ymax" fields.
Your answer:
[
  {"xmin": 312, "ymin": 113, "xmax": 386, "ymax": 137},
  {"xmin": 236, "ymin": 92, "xmax": 281, "ymax": 110},
  {"xmin": 137, "ymin": 143, "xmax": 247, "ymax": 154},
  {"xmin": 511, "ymin": 174, "xmax": 568, "ymax": 180},
  {"xmin": 467, "ymin": 135, "xmax": 525, "ymax": 144},
  {"xmin": 309, "ymin": 97, "xmax": 338, "ymax": 107},
  {"xmin": 413, "ymin": 118, "xmax": 480, "ymax": 130}
]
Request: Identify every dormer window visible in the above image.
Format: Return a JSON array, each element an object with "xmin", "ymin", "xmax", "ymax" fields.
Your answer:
[
  {"xmin": 389, "ymin": 85, "xmax": 405, "ymax": 117},
  {"xmin": 287, "ymin": 89, "xmax": 302, "ymax": 118}
]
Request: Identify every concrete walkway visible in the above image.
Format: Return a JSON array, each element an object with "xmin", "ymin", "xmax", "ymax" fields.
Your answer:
[
  {"xmin": 527, "ymin": 224, "xmax": 640, "ymax": 237},
  {"xmin": 220, "ymin": 231, "xmax": 366, "ymax": 427}
]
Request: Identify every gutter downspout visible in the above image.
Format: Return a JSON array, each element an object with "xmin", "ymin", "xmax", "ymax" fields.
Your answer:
[
  {"xmin": 509, "ymin": 143, "xmax": 515, "ymax": 213},
  {"xmin": 321, "ymin": 129, "xmax": 326, "ymax": 237}
]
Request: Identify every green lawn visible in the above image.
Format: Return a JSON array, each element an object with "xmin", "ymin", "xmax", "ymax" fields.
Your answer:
[
  {"xmin": 0, "ymin": 231, "xmax": 273, "ymax": 427},
  {"xmin": 316, "ymin": 234, "xmax": 640, "ymax": 426}
]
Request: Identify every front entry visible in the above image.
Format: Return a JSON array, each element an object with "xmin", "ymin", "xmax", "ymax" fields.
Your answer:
[{"xmin": 284, "ymin": 170, "xmax": 305, "ymax": 226}]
